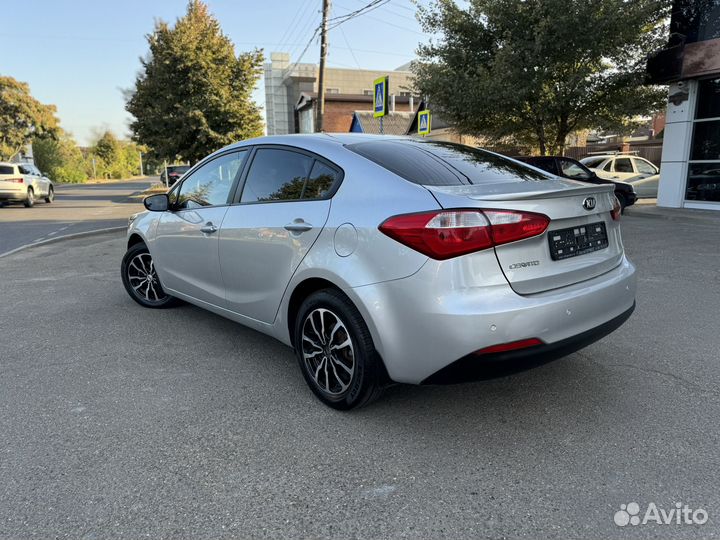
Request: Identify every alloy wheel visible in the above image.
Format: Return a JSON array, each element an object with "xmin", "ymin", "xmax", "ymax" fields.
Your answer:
[
  {"xmin": 127, "ymin": 252, "xmax": 166, "ymax": 302},
  {"xmin": 301, "ymin": 308, "xmax": 355, "ymax": 395}
]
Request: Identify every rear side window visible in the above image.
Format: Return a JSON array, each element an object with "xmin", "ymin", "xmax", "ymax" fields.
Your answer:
[
  {"xmin": 0, "ymin": 165, "xmax": 14, "ymax": 175},
  {"xmin": 347, "ymin": 140, "xmax": 550, "ymax": 185},
  {"xmin": 241, "ymin": 149, "xmax": 313, "ymax": 203},
  {"xmin": 240, "ymin": 148, "xmax": 338, "ymax": 203}
]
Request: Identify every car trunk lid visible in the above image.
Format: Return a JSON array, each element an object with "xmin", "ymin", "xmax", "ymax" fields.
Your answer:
[{"xmin": 426, "ymin": 181, "xmax": 623, "ymax": 295}]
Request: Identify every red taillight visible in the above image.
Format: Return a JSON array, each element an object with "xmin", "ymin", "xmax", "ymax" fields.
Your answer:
[
  {"xmin": 474, "ymin": 338, "xmax": 544, "ymax": 355},
  {"xmin": 610, "ymin": 196, "xmax": 622, "ymax": 221},
  {"xmin": 4, "ymin": 178, "xmax": 23, "ymax": 184},
  {"xmin": 379, "ymin": 209, "xmax": 550, "ymax": 260}
]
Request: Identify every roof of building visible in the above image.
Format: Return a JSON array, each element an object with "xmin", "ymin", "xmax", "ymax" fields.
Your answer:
[
  {"xmin": 349, "ymin": 111, "xmax": 416, "ymax": 135},
  {"xmin": 295, "ymin": 92, "xmax": 416, "ymax": 111}
]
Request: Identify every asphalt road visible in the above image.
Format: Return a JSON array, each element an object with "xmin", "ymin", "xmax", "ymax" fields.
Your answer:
[
  {"xmin": 0, "ymin": 206, "xmax": 719, "ymax": 539},
  {"xmin": 0, "ymin": 179, "xmax": 155, "ymax": 256}
]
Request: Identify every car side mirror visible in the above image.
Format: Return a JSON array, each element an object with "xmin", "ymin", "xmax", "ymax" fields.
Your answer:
[{"xmin": 144, "ymin": 193, "xmax": 170, "ymax": 212}]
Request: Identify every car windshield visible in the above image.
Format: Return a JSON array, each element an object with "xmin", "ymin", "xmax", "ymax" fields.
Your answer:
[{"xmin": 347, "ymin": 140, "xmax": 551, "ymax": 185}]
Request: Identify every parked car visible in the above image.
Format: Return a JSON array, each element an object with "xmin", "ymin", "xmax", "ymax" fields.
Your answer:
[
  {"xmin": 122, "ymin": 135, "xmax": 636, "ymax": 409},
  {"xmin": 160, "ymin": 164, "xmax": 191, "ymax": 186},
  {"xmin": 580, "ymin": 154, "xmax": 659, "ymax": 198},
  {"xmin": 0, "ymin": 162, "xmax": 54, "ymax": 207},
  {"xmin": 516, "ymin": 155, "xmax": 637, "ymax": 210}
]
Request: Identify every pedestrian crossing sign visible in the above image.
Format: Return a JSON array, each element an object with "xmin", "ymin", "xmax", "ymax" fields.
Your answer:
[
  {"xmin": 418, "ymin": 110, "xmax": 431, "ymax": 135},
  {"xmin": 373, "ymin": 76, "xmax": 388, "ymax": 118}
]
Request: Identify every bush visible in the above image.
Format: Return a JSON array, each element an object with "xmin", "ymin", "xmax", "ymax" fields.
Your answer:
[{"xmin": 32, "ymin": 133, "xmax": 88, "ymax": 183}]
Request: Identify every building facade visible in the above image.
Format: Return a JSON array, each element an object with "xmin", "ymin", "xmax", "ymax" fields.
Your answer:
[
  {"xmin": 264, "ymin": 52, "xmax": 415, "ymax": 135},
  {"xmin": 647, "ymin": 0, "xmax": 720, "ymax": 209}
]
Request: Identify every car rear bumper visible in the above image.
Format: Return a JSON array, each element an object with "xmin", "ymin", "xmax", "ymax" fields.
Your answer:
[
  {"xmin": 421, "ymin": 301, "xmax": 635, "ymax": 384},
  {"xmin": 0, "ymin": 189, "xmax": 26, "ymax": 201},
  {"xmin": 349, "ymin": 254, "xmax": 637, "ymax": 384}
]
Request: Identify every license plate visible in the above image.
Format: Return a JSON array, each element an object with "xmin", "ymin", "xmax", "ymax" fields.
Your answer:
[{"xmin": 548, "ymin": 222, "xmax": 608, "ymax": 261}]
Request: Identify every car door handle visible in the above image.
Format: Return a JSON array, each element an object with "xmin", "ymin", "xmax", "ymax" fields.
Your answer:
[
  {"xmin": 200, "ymin": 222, "xmax": 218, "ymax": 234},
  {"xmin": 284, "ymin": 220, "xmax": 313, "ymax": 233}
]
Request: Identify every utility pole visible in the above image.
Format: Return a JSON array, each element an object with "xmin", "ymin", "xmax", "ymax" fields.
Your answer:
[{"xmin": 315, "ymin": 0, "xmax": 331, "ymax": 133}]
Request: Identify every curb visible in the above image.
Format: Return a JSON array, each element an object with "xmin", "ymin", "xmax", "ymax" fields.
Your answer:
[{"xmin": 0, "ymin": 226, "xmax": 126, "ymax": 259}]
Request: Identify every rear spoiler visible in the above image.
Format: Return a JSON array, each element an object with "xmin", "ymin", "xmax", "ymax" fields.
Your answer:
[{"xmin": 470, "ymin": 184, "xmax": 614, "ymax": 201}]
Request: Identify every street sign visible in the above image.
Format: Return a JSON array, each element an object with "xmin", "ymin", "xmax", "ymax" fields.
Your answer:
[
  {"xmin": 373, "ymin": 76, "xmax": 388, "ymax": 118},
  {"xmin": 418, "ymin": 109, "xmax": 431, "ymax": 135}
]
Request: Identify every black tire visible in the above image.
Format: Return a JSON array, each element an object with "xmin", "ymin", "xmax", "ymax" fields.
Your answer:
[
  {"xmin": 45, "ymin": 186, "xmax": 54, "ymax": 203},
  {"xmin": 294, "ymin": 289, "xmax": 386, "ymax": 410},
  {"xmin": 616, "ymin": 193, "xmax": 627, "ymax": 213},
  {"xmin": 24, "ymin": 188, "xmax": 34, "ymax": 208},
  {"xmin": 121, "ymin": 243, "xmax": 178, "ymax": 308}
]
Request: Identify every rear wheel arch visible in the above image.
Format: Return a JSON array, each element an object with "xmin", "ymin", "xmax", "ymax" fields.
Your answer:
[
  {"xmin": 287, "ymin": 278, "xmax": 340, "ymax": 347},
  {"xmin": 286, "ymin": 277, "xmax": 392, "ymax": 384}
]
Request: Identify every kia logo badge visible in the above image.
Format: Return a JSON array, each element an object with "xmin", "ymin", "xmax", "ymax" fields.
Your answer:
[{"xmin": 583, "ymin": 197, "xmax": 596, "ymax": 211}]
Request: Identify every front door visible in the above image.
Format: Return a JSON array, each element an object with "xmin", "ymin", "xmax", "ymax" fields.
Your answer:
[
  {"xmin": 219, "ymin": 147, "xmax": 339, "ymax": 323},
  {"xmin": 153, "ymin": 150, "xmax": 248, "ymax": 307}
]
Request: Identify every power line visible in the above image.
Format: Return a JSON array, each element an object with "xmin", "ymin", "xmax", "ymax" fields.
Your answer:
[
  {"xmin": 338, "ymin": 25, "xmax": 362, "ymax": 69},
  {"xmin": 327, "ymin": 0, "xmax": 391, "ymax": 29}
]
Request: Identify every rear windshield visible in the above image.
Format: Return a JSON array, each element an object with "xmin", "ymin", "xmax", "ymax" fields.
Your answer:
[
  {"xmin": 581, "ymin": 157, "xmax": 606, "ymax": 168},
  {"xmin": 346, "ymin": 140, "xmax": 550, "ymax": 185},
  {"xmin": 169, "ymin": 166, "xmax": 190, "ymax": 173},
  {"xmin": 0, "ymin": 165, "xmax": 14, "ymax": 175}
]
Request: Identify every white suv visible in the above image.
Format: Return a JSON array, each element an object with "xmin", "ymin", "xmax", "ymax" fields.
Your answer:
[
  {"xmin": 580, "ymin": 155, "xmax": 658, "ymax": 181},
  {"xmin": 580, "ymin": 154, "xmax": 659, "ymax": 198},
  {"xmin": 0, "ymin": 162, "xmax": 54, "ymax": 207}
]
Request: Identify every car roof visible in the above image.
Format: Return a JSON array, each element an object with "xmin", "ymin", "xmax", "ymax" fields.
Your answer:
[
  {"xmin": 222, "ymin": 133, "xmax": 411, "ymax": 151},
  {"xmin": 0, "ymin": 162, "xmax": 17, "ymax": 167}
]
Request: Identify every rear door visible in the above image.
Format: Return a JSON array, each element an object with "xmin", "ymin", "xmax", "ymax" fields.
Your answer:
[
  {"xmin": 153, "ymin": 150, "xmax": 247, "ymax": 306},
  {"xmin": 610, "ymin": 157, "xmax": 636, "ymax": 181},
  {"xmin": 219, "ymin": 146, "xmax": 337, "ymax": 323}
]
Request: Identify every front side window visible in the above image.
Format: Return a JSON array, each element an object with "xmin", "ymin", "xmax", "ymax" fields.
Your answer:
[
  {"xmin": 240, "ymin": 149, "xmax": 314, "ymax": 203},
  {"xmin": 176, "ymin": 151, "xmax": 246, "ymax": 209},
  {"xmin": 559, "ymin": 159, "xmax": 591, "ymax": 180},
  {"xmin": 18, "ymin": 165, "xmax": 35, "ymax": 175},
  {"xmin": 614, "ymin": 158, "xmax": 633, "ymax": 173},
  {"xmin": 634, "ymin": 159, "xmax": 657, "ymax": 175}
]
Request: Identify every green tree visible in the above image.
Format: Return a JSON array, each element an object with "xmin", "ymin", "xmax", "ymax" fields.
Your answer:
[
  {"xmin": 126, "ymin": 0, "xmax": 264, "ymax": 163},
  {"xmin": 32, "ymin": 130, "xmax": 88, "ymax": 183},
  {"xmin": 414, "ymin": 0, "xmax": 670, "ymax": 154},
  {"xmin": 93, "ymin": 131, "xmax": 121, "ymax": 166},
  {"xmin": 0, "ymin": 75, "xmax": 59, "ymax": 160}
]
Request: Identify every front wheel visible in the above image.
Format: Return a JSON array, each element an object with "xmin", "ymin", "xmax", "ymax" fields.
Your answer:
[
  {"xmin": 121, "ymin": 243, "xmax": 178, "ymax": 308},
  {"xmin": 24, "ymin": 188, "xmax": 34, "ymax": 208},
  {"xmin": 294, "ymin": 289, "xmax": 385, "ymax": 410},
  {"xmin": 45, "ymin": 186, "xmax": 54, "ymax": 203}
]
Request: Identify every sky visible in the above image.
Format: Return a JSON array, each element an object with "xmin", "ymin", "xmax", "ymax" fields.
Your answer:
[{"xmin": 0, "ymin": 0, "xmax": 427, "ymax": 146}]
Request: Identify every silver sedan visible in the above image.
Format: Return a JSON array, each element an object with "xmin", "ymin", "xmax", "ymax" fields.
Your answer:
[{"xmin": 122, "ymin": 134, "xmax": 636, "ymax": 409}]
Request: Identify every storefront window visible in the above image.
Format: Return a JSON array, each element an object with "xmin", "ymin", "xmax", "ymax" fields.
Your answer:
[{"xmin": 687, "ymin": 78, "xmax": 720, "ymax": 202}]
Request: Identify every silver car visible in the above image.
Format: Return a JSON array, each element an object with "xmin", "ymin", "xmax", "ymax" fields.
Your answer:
[
  {"xmin": 122, "ymin": 135, "xmax": 636, "ymax": 409},
  {"xmin": 0, "ymin": 162, "xmax": 55, "ymax": 207}
]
